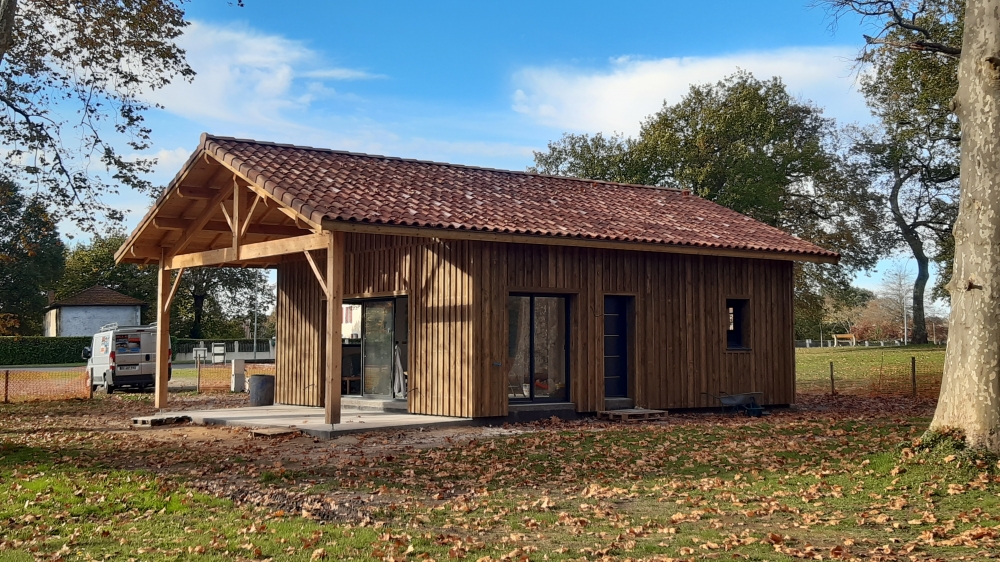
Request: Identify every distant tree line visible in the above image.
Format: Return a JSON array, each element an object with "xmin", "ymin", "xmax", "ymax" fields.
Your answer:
[
  {"xmin": 532, "ymin": 0, "xmax": 961, "ymax": 344},
  {"xmin": 0, "ymin": 180, "xmax": 275, "ymax": 339}
]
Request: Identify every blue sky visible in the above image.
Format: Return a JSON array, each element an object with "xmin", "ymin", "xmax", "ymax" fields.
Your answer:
[{"xmin": 86, "ymin": 0, "xmax": 926, "ymax": 295}]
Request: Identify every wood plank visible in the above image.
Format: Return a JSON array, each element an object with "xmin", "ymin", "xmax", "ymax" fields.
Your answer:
[
  {"xmin": 176, "ymin": 185, "xmax": 219, "ymax": 199},
  {"xmin": 154, "ymin": 253, "xmax": 171, "ymax": 409},
  {"xmin": 165, "ymin": 233, "xmax": 330, "ymax": 270},
  {"xmin": 325, "ymin": 232, "xmax": 345, "ymax": 424},
  {"xmin": 153, "ymin": 218, "xmax": 307, "ymax": 237}
]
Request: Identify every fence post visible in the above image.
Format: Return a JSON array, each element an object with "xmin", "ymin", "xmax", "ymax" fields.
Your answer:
[
  {"xmin": 196, "ymin": 356, "xmax": 202, "ymax": 394},
  {"xmin": 829, "ymin": 361, "xmax": 835, "ymax": 395},
  {"xmin": 3, "ymin": 370, "xmax": 8, "ymax": 404},
  {"xmin": 911, "ymin": 356, "xmax": 917, "ymax": 398}
]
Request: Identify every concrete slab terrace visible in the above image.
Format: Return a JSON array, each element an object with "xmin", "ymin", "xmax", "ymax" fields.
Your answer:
[{"xmin": 143, "ymin": 404, "xmax": 472, "ymax": 439}]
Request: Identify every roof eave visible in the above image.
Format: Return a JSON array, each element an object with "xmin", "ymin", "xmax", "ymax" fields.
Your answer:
[{"xmin": 320, "ymin": 218, "xmax": 840, "ymax": 264}]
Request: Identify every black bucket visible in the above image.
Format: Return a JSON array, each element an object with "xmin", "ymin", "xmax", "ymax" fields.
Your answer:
[{"xmin": 248, "ymin": 374, "xmax": 275, "ymax": 407}]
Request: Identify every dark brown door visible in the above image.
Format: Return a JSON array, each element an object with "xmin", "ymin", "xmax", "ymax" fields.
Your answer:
[{"xmin": 604, "ymin": 296, "xmax": 628, "ymax": 398}]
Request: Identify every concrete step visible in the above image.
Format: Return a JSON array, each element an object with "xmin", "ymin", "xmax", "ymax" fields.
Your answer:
[{"xmin": 340, "ymin": 396, "xmax": 409, "ymax": 413}]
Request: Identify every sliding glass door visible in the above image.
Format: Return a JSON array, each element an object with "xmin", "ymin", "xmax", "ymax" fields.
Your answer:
[
  {"xmin": 508, "ymin": 295, "xmax": 569, "ymax": 401},
  {"xmin": 342, "ymin": 298, "xmax": 408, "ymax": 398}
]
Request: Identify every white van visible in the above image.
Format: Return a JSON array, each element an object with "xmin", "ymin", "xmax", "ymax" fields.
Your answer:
[{"xmin": 81, "ymin": 323, "xmax": 171, "ymax": 393}]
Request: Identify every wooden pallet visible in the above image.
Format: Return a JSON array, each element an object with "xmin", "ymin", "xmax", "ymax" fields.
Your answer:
[
  {"xmin": 249, "ymin": 427, "xmax": 301, "ymax": 438},
  {"xmin": 596, "ymin": 409, "xmax": 667, "ymax": 422},
  {"xmin": 131, "ymin": 415, "xmax": 190, "ymax": 428}
]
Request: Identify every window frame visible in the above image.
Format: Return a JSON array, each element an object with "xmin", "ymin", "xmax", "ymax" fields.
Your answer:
[
  {"xmin": 508, "ymin": 293, "xmax": 572, "ymax": 402},
  {"xmin": 725, "ymin": 297, "xmax": 751, "ymax": 351}
]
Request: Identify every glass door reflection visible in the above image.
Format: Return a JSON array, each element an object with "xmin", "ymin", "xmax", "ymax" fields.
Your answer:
[{"xmin": 507, "ymin": 295, "xmax": 568, "ymax": 402}]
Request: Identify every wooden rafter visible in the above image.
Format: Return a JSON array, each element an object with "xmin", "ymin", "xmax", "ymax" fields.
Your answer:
[
  {"xmin": 152, "ymin": 217, "xmax": 306, "ymax": 237},
  {"xmin": 176, "ymin": 186, "xmax": 217, "ymax": 199},
  {"xmin": 168, "ymin": 177, "xmax": 236, "ymax": 258}
]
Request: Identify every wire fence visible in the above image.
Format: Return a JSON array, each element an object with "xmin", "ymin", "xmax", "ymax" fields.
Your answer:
[
  {"xmin": 1, "ymin": 369, "xmax": 90, "ymax": 403},
  {"xmin": 796, "ymin": 348, "xmax": 943, "ymax": 398}
]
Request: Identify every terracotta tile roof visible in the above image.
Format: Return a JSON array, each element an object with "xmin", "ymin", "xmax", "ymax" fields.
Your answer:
[
  {"xmin": 50, "ymin": 285, "xmax": 145, "ymax": 308},
  {"xmin": 202, "ymin": 134, "xmax": 839, "ymax": 261}
]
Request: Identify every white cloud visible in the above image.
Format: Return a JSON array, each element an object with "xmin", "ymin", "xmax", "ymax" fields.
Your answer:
[
  {"xmin": 150, "ymin": 147, "xmax": 191, "ymax": 176},
  {"xmin": 511, "ymin": 46, "xmax": 870, "ymax": 136},
  {"xmin": 302, "ymin": 68, "xmax": 385, "ymax": 80},
  {"xmin": 145, "ymin": 21, "xmax": 379, "ymax": 130}
]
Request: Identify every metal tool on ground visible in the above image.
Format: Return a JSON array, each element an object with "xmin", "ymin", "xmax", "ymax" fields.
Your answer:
[{"xmin": 596, "ymin": 408, "xmax": 667, "ymax": 422}]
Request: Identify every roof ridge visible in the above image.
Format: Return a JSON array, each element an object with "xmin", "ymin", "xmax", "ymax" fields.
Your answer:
[{"xmin": 203, "ymin": 133, "xmax": 686, "ymax": 195}]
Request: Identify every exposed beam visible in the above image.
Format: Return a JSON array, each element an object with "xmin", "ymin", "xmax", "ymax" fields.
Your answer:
[
  {"xmin": 164, "ymin": 232, "xmax": 330, "ymax": 270},
  {"xmin": 303, "ymin": 250, "xmax": 328, "ymax": 297},
  {"xmin": 128, "ymin": 246, "xmax": 163, "ymax": 260},
  {"xmin": 163, "ymin": 268, "xmax": 185, "ymax": 313},
  {"xmin": 232, "ymin": 176, "xmax": 243, "ymax": 253},
  {"xmin": 152, "ymin": 217, "xmax": 307, "ymax": 237},
  {"xmin": 241, "ymin": 192, "xmax": 264, "ymax": 239},
  {"xmin": 219, "ymin": 201, "xmax": 233, "ymax": 231},
  {"xmin": 176, "ymin": 186, "xmax": 218, "ymax": 199},
  {"xmin": 168, "ymin": 178, "xmax": 236, "ymax": 258}
]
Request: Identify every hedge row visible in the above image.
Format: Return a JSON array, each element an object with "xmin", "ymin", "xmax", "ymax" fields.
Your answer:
[{"xmin": 0, "ymin": 336, "xmax": 92, "ymax": 366}]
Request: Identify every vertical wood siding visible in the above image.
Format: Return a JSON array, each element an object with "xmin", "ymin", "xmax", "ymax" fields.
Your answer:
[
  {"xmin": 474, "ymin": 242, "xmax": 796, "ymax": 414},
  {"xmin": 275, "ymin": 256, "xmax": 326, "ymax": 407},
  {"xmin": 276, "ymin": 232, "xmax": 795, "ymax": 417}
]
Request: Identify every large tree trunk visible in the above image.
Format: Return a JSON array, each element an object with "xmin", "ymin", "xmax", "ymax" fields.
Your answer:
[
  {"xmin": 890, "ymin": 174, "xmax": 931, "ymax": 345},
  {"xmin": 911, "ymin": 252, "xmax": 930, "ymax": 345},
  {"xmin": 191, "ymin": 293, "xmax": 204, "ymax": 339},
  {"xmin": 0, "ymin": 0, "xmax": 15, "ymax": 64},
  {"xmin": 930, "ymin": 0, "xmax": 1000, "ymax": 451}
]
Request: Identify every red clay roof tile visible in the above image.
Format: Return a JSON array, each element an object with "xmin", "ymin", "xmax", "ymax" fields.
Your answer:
[
  {"xmin": 201, "ymin": 134, "xmax": 838, "ymax": 261},
  {"xmin": 50, "ymin": 285, "xmax": 145, "ymax": 308}
]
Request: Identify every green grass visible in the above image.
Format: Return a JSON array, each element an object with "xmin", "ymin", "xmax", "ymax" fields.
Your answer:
[
  {"xmin": 796, "ymin": 344, "xmax": 945, "ymax": 395},
  {"xmin": 2, "ymin": 394, "xmax": 998, "ymax": 560}
]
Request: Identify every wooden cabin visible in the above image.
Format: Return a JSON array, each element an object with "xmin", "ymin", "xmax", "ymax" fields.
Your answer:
[{"xmin": 117, "ymin": 134, "xmax": 838, "ymax": 423}]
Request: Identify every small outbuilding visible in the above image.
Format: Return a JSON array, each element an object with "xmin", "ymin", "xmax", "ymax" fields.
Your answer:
[
  {"xmin": 116, "ymin": 134, "xmax": 839, "ymax": 423},
  {"xmin": 44, "ymin": 285, "xmax": 145, "ymax": 337}
]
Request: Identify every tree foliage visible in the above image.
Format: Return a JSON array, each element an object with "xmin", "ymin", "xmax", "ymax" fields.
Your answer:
[
  {"xmin": 829, "ymin": 0, "xmax": 964, "ymax": 344},
  {"xmin": 0, "ymin": 0, "xmax": 193, "ymax": 230},
  {"xmin": 170, "ymin": 268, "xmax": 275, "ymax": 340},
  {"xmin": 532, "ymin": 72, "xmax": 888, "ymax": 337},
  {"xmin": 0, "ymin": 179, "xmax": 64, "ymax": 335},
  {"xmin": 56, "ymin": 232, "xmax": 274, "ymax": 338},
  {"xmin": 57, "ymin": 231, "xmax": 159, "ymax": 323}
]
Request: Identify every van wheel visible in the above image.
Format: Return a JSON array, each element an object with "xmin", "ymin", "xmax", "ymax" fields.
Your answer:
[{"xmin": 105, "ymin": 384, "xmax": 114, "ymax": 394}]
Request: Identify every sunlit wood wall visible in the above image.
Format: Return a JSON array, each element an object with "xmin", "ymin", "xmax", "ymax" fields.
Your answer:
[{"xmin": 275, "ymin": 233, "xmax": 796, "ymax": 416}]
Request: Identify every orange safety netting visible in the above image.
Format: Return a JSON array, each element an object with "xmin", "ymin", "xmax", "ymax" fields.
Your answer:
[
  {"xmin": 797, "ymin": 364, "xmax": 942, "ymax": 398},
  {"xmin": 1, "ymin": 369, "xmax": 90, "ymax": 403}
]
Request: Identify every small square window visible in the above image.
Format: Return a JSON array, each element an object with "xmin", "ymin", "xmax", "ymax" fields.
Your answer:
[{"xmin": 726, "ymin": 299, "xmax": 749, "ymax": 350}]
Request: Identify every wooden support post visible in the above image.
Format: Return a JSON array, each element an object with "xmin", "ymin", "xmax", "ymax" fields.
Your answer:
[
  {"xmin": 155, "ymin": 252, "xmax": 171, "ymax": 409},
  {"xmin": 232, "ymin": 177, "xmax": 242, "ymax": 253},
  {"xmin": 829, "ymin": 361, "xmax": 835, "ymax": 395},
  {"xmin": 324, "ymin": 231, "xmax": 344, "ymax": 425},
  {"xmin": 4, "ymin": 370, "xmax": 8, "ymax": 404},
  {"xmin": 911, "ymin": 356, "xmax": 917, "ymax": 398}
]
